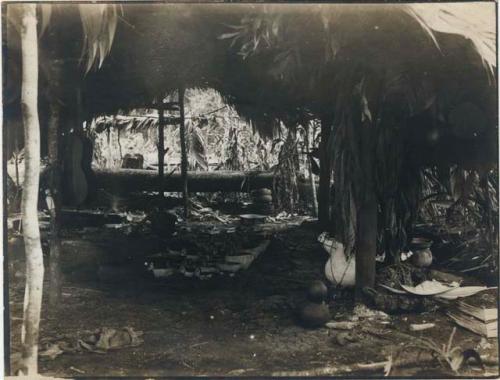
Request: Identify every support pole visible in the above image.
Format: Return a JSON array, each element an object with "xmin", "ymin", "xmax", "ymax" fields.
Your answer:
[
  {"xmin": 19, "ymin": 4, "xmax": 44, "ymax": 374},
  {"xmin": 306, "ymin": 123, "xmax": 318, "ymax": 217},
  {"xmin": 355, "ymin": 118, "xmax": 377, "ymax": 300},
  {"xmin": 179, "ymin": 87, "xmax": 189, "ymax": 218},
  {"xmin": 47, "ymin": 96, "xmax": 62, "ymax": 310},
  {"xmin": 318, "ymin": 116, "xmax": 332, "ymax": 227},
  {"xmin": 355, "ymin": 192, "xmax": 377, "ymax": 299},
  {"xmin": 157, "ymin": 104, "xmax": 165, "ymax": 204}
]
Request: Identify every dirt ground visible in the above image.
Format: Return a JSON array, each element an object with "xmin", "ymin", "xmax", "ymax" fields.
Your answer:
[{"xmin": 6, "ymin": 212, "xmax": 499, "ymax": 378}]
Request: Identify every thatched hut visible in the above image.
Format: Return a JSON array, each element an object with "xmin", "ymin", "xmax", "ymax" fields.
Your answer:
[{"xmin": 4, "ymin": 3, "xmax": 497, "ymax": 294}]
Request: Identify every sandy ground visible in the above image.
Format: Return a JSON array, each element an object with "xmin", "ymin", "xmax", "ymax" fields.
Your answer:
[{"xmin": 6, "ymin": 216, "xmax": 499, "ymax": 378}]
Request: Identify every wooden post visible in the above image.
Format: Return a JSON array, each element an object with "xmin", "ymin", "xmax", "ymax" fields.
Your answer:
[
  {"xmin": 179, "ymin": 87, "xmax": 189, "ymax": 218},
  {"xmin": 47, "ymin": 95, "xmax": 63, "ymax": 310},
  {"xmin": 355, "ymin": 192, "xmax": 377, "ymax": 299},
  {"xmin": 14, "ymin": 132, "xmax": 20, "ymax": 187},
  {"xmin": 355, "ymin": 118, "xmax": 377, "ymax": 300},
  {"xmin": 318, "ymin": 116, "xmax": 333, "ymax": 227},
  {"xmin": 305, "ymin": 123, "xmax": 318, "ymax": 217},
  {"xmin": 157, "ymin": 104, "xmax": 165, "ymax": 203},
  {"xmin": 19, "ymin": 4, "xmax": 44, "ymax": 374}
]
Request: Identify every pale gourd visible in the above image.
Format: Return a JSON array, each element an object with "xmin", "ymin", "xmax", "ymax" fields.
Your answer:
[{"xmin": 318, "ymin": 233, "xmax": 355, "ymax": 287}]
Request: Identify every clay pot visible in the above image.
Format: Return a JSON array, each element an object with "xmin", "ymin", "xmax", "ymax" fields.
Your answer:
[
  {"xmin": 409, "ymin": 237, "xmax": 433, "ymax": 250},
  {"xmin": 307, "ymin": 280, "xmax": 328, "ymax": 303},
  {"xmin": 411, "ymin": 248, "xmax": 433, "ymax": 268},
  {"xmin": 298, "ymin": 302, "xmax": 331, "ymax": 328},
  {"xmin": 409, "ymin": 237, "xmax": 433, "ymax": 267}
]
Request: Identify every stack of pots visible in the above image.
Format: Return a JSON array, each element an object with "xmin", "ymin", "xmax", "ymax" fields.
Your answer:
[{"xmin": 250, "ymin": 188, "xmax": 273, "ymax": 214}]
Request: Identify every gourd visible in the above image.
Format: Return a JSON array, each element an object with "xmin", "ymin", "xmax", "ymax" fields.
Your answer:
[{"xmin": 319, "ymin": 233, "xmax": 355, "ymax": 287}]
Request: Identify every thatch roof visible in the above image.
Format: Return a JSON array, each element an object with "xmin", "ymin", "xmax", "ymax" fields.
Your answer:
[{"xmin": 4, "ymin": 3, "xmax": 497, "ymax": 167}]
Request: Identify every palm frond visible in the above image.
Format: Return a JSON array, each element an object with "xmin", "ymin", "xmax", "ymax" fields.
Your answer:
[
  {"xmin": 78, "ymin": 4, "xmax": 120, "ymax": 74},
  {"xmin": 39, "ymin": 4, "xmax": 52, "ymax": 36},
  {"xmin": 408, "ymin": 3, "xmax": 496, "ymax": 75}
]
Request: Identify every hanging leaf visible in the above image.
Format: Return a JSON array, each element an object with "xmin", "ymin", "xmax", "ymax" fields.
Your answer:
[
  {"xmin": 39, "ymin": 4, "xmax": 52, "ymax": 37},
  {"xmin": 78, "ymin": 4, "xmax": 119, "ymax": 74}
]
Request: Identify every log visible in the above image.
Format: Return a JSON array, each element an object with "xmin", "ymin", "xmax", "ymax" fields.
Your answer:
[{"xmin": 94, "ymin": 168, "xmax": 282, "ymax": 193}]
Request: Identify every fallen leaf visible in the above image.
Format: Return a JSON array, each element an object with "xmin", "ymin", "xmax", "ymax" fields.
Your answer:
[
  {"xmin": 436, "ymin": 286, "xmax": 491, "ymax": 300},
  {"xmin": 39, "ymin": 343, "xmax": 63, "ymax": 360},
  {"xmin": 401, "ymin": 280, "xmax": 457, "ymax": 296}
]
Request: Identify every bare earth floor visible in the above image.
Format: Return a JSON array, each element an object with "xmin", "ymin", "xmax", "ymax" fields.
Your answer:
[{"xmin": 7, "ymin": 220, "xmax": 499, "ymax": 378}]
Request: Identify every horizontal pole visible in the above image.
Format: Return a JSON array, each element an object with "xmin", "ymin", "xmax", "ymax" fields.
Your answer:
[{"xmin": 94, "ymin": 168, "xmax": 277, "ymax": 193}]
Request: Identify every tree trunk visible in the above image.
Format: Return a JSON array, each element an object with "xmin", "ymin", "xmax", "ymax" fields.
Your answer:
[
  {"xmin": 305, "ymin": 123, "xmax": 318, "ymax": 217},
  {"xmin": 19, "ymin": 4, "xmax": 44, "ymax": 374},
  {"xmin": 157, "ymin": 105, "xmax": 165, "ymax": 203},
  {"xmin": 318, "ymin": 116, "xmax": 333, "ymax": 227},
  {"xmin": 179, "ymin": 87, "xmax": 189, "ymax": 218},
  {"xmin": 47, "ymin": 98, "xmax": 62, "ymax": 310}
]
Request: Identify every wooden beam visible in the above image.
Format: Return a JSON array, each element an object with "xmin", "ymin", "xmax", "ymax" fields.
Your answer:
[
  {"xmin": 93, "ymin": 168, "xmax": 279, "ymax": 193},
  {"xmin": 149, "ymin": 102, "xmax": 180, "ymax": 111}
]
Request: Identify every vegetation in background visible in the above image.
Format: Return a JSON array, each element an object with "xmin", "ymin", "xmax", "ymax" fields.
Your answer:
[{"xmin": 90, "ymin": 89, "xmax": 284, "ymax": 172}]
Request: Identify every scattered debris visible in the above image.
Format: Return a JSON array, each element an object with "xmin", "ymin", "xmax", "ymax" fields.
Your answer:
[
  {"xmin": 36, "ymin": 328, "xmax": 144, "ymax": 359},
  {"xmin": 477, "ymin": 337, "xmax": 493, "ymax": 350},
  {"xmin": 69, "ymin": 366, "xmax": 86, "ymax": 374},
  {"xmin": 325, "ymin": 321, "xmax": 356, "ymax": 330},
  {"xmin": 409, "ymin": 323, "xmax": 435, "ymax": 331},
  {"xmin": 39, "ymin": 343, "xmax": 64, "ymax": 360},
  {"xmin": 364, "ymin": 287, "xmax": 440, "ymax": 314},
  {"xmin": 357, "ymin": 355, "xmax": 393, "ymax": 376},
  {"xmin": 334, "ymin": 331, "xmax": 357, "ymax": 346},
  {"xmin": 272, "ymin": 365, "xmax": 339, "ymax": 377},
  {"xmin": 78, "ymin": 327, "xmax": 143, "ymax": 353},
  {"xmin": 227, "ymin": 368, "xmax": 255, "ymax": 375},
  {"xmin": 397, "ymin": 327, "xmax": 483, "ymax": 374},
  {"xmin": 353, "ymin": 303, "xmax": 389, "ymax": 319}
]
